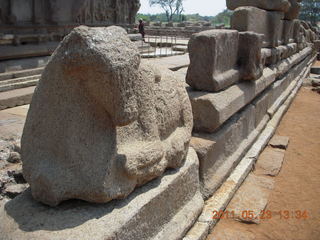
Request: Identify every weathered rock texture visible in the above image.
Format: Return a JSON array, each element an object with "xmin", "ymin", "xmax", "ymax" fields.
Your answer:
[
  {"xmin": 186, "ymin": 30, "xmax": 240, "ymax": 92},
  {"xmin": 284, "ymin": 0, "xmax": 302, "ymax": 20},
  {"xmin": 226, "ymin": 0, "xmax": 290, "ymax": 12},
  {"xmin": 184, "ymin": 0, "xmax": 318, "ymax": 201},
  {"xmin": 238, "ymin": 32, "xmax": 263, "ymax": 80},
  {"xmin": 0, "ymin": 0, "xmax": 141, "ymax": 74},
  {"xmin": 0, "ymin": 0, "xmax": 140, "ymax": 26},
  {"xmin": 231, "ymin": 7, "xmax": 284, "ymax": 48},
  {"xmin": 0, "ymin": 148, "xmax": 204, "ymax": 240},
  {"xmin": 21, "ymin": 26, "xmax": 193, "ymax": 206}
]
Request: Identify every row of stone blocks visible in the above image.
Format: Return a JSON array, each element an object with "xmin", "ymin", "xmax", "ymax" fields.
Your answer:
[
  {"xmin": 186, "ymin": 22, "xmax": 318, "ymax": 93},
  {"xmin": 0, "ymin": 24, "xmax": 317, "ymax": 240},
  {"xmin": 190, "ymin": 49, "xmax": 314, "ymax": 198}
]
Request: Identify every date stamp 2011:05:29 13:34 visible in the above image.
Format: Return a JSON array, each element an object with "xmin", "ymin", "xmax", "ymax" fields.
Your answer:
[{"xmin": 212, "ymin": 210, "xmax": 310, "ymax": 221}]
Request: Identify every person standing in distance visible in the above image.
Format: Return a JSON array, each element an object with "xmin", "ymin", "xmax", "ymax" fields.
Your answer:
[{"xmin": 138, "ymin": 18, "xmax": 145, "ymax": 41}]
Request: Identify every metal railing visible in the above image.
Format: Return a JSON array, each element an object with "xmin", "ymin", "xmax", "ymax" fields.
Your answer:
[{"xmin": 138, "ymin": 35, "xmax": 188, "ymax": 58}]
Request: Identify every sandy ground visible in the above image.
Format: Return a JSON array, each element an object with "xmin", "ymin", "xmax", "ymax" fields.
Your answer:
[
  {"xmin": 313, "ymin": 60, "xmax": 320, "ymax": 67},
  {"xmin": 207, "ymin": 87, "xmax": 320, "ymax": 240}
]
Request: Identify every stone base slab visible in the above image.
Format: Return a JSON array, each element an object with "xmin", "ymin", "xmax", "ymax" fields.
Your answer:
[
  {"xmin": 0, "ymin": 148, "xmax": 203, "ymax": 240},
  {"xmin": 0, "ymin": 86, "xmax": 35, "ymax": 110}
]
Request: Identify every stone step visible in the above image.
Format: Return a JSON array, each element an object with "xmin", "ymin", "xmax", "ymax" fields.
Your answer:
[
  {"xmin": 0, "ymin": 86, "xmax": 35, "ymax": 110},
  {"xmin": 0, "ymin": 78, "xmax": 39, "ymax": 93},
  {"xmin": 0, "ymin": 67, "xmax": 43, "ymax": 81},
  {"xmin": 0, "ymin": 74, "xmax": 40, "ymax": 85},
  {"xmin": 0, "ymin": 42, "xmax": 59, "ymax": 61}
]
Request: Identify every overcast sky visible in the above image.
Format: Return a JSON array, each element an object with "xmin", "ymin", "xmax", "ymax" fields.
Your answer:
[{"xmin": 139, "ymin": 0, "xmax": 227, "ymax": 16}]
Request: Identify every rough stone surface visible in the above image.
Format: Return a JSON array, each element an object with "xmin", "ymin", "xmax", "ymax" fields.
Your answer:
[
  {"xmin": 192, "ymin": 105, "xmax": 256, "ymax": 197},
  {"xmin": 188, "ymin": 67, "xmax": 275, "ymax": 133},
  {"xmin": 182, "ymin": 222, "xmax": 209, "ymax": 240},
  {"xmin": 4, "ymin": 184, "xmax": 28, "ymax": 199},
  {"xmin": 255, "ymin": 148, "xmax": 286, "ymax": 176},
  {"xmin": 269, "ymin": 135, "xmax": 290, "ymax": 149},
  {"xmin": 226, "ymin": 174, "xmax": 274, "ymax": 224},
  {"xmin": 186, "ymin": 30, "xmax": 240, "ymax": 92},
  {"xmin": 0, "ymin": 148, "xmax": 204, "ymax": 240},
  {"xmin": 226, "ymin": 0, "xmax": 290, "ymax": 12},
  {"xmin": 231, "ymin": 7, "xmax": 284, "ymax": 48},
  {"xmin": 0, "ymin": 0, "xmax": 140, "ymax": 26},
  {"xmin": 284, "ymin": 0, "xmax": 302, "ymax": 20},
  {"xmin": 292, "ymin": 19, "xmax": 302, "ymax": 43},
  {"xmin": 252, "ymin": 88, "xmax": 272, "ymax": 128},
  {"xmin": 6, "ymin": 152, "xmax": 20, "ymax": 164},
  {"xmin": 238, "ymin": 31, "xmax": 263, "ymax": 80},
  {"xmin": 21, "ymin": 26, "xmax": 193, "ymax": 206},
  {"xmin": 282, "ymin": 20, "xmax": 294, "ymax": 45}
]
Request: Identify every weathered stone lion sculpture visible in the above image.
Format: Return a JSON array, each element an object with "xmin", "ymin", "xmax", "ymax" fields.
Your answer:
[{"xmin": 21, "ymin": 26, "xmax": 193, "ymax": 206}]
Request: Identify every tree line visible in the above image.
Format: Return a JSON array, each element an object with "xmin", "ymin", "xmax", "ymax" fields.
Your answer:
[{"xmin": 139, "ymin": 0, "xmax": 319, "ymax": 27}]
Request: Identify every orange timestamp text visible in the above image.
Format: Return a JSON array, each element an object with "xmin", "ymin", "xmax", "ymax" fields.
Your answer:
[{"xmin": 212, "ymin": 210, "xmax": 309, "ymax": 220}]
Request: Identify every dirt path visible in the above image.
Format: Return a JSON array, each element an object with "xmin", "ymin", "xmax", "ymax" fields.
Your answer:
[
  {"xmin": 207, "ymin": 87, "xmax": 320, "ymax": 240},
  {"xmin": 313, "ymin": 61, "xmax": 320, "ymax": 67}
]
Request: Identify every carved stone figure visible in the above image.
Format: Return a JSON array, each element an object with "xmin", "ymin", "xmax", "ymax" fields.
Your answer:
[
  {"xmin": 0, "ymin": 0, "xmax": 140, "ymax": 26},
  {"xmin": 21, "ymin": 26, "xmax": 193, "ymax": 206}
]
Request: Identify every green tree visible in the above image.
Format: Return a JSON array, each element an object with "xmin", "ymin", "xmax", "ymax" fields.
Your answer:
[
  {"xmin": 149, "ymin": 0, "xmax": 184, "ymax": 22},
  {"xmin": 211, "ymin": 9, "xmax": 232, "ymax": 27},
  {"xmin": 299, "ymin": 0, "xmax": 320, "ymax": 26}
]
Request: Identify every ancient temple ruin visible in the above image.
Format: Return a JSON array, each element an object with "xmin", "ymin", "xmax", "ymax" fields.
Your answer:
[
  {"xmin": 0, "ymin": 0, "xmax": 319, "ymax": 239},
  {"xmin": 0, "ymin": 0, "xmax": 140, "ymax": 73},
  {"xmin": 0, "ymin": 0, "xmax": 140, "ymax": 29}
]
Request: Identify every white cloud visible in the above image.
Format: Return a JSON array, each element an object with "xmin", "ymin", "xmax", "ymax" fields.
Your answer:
[{"xmin": 139, "ymin": 0, "xmax": 227, "ymax": 16}]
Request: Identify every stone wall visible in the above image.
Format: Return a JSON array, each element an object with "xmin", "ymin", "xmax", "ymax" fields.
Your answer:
[
  {"xmin": 188, "ymin": 0, "xmax": 319, "ymax": 199},
  {"xmin": 0, "ymin": 0, "xmax": 140, "ymax": 28}
]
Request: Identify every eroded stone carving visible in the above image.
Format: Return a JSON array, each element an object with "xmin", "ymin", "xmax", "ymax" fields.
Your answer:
[
  {"xmin": 21, "ymin": 26, "xmax": 193, "ymax": 206},
  {"xmin": 0, "ymin": 0, "xmax": 140, "ymax": 25}
]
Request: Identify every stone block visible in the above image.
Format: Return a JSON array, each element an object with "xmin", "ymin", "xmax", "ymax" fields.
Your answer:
[
  {"xmin": 252, "ymin": 87, "xmax": 272, "ymax": 127},
  {"xmin": 292, "ymin": 19, "xmax": 302, "ymax": 43},
  {"xmin": 282, "ymin": 20, "xmax": 294, "ymax": 45},
  {"xmin": 188, "ymin": 67, "xmax": 275, "ymax": 133},
  {"xmin": 21, "ymin": 26, "xmax": 193, "ymax": 206},
  {"xmin": 261, "ymin": 48, "xmax": 272, "ymax": 66},
  {"xmin": 231, "ymin": 7, "xmax": 284, "ymax": 48},
  {"xmin": 269, "ymin": 135, "xmax": 290, "ymax": 149},
  {"xmin": 10, "ymin": 0, "xmax": 33, "ymax": 22},
  {"xmin": 238, "ymin": 31, "xmax": 263, "ymax": 80},
  {"xmin": 275, "ymin": 46, "xmax": 312, "ymax": 78},
  {"xmin": 0, "ymin": 148, "xmax": 204, "ymax": 240},
  {"xmin": 314, "ymin": 40, "xmax": 320, "ymax": 52},
  {"xmin": 0, "ymin": 42, "xmax": 59, "ymax": 61},
  {"xmin": 255, "ymin": 148, "xmax": 286, "ymax": 176},
  {"xmin": 226, "ymin": 174, "xmax": 274, "ymax": 223},
  {"xmin": 191, "ymin": 105, "xmax": 255, "ymax": 197},
  {"xmin": 0, "ymin": 86, "xmax": 35, "ymax": 110},
  {"xmin": 284, "ymin": 0, "xmax": 302, "ymax": 20},
  {"xmin": 0, "ymin": 56, "xmax": 50, "ymax": 74},
  {"xmin": 186, "ymin": 30, "xmax": 240, "ymax": 92},
  {"xmin": 226, "ymin": 0, "xmax": 290, "ymax": 12}
]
